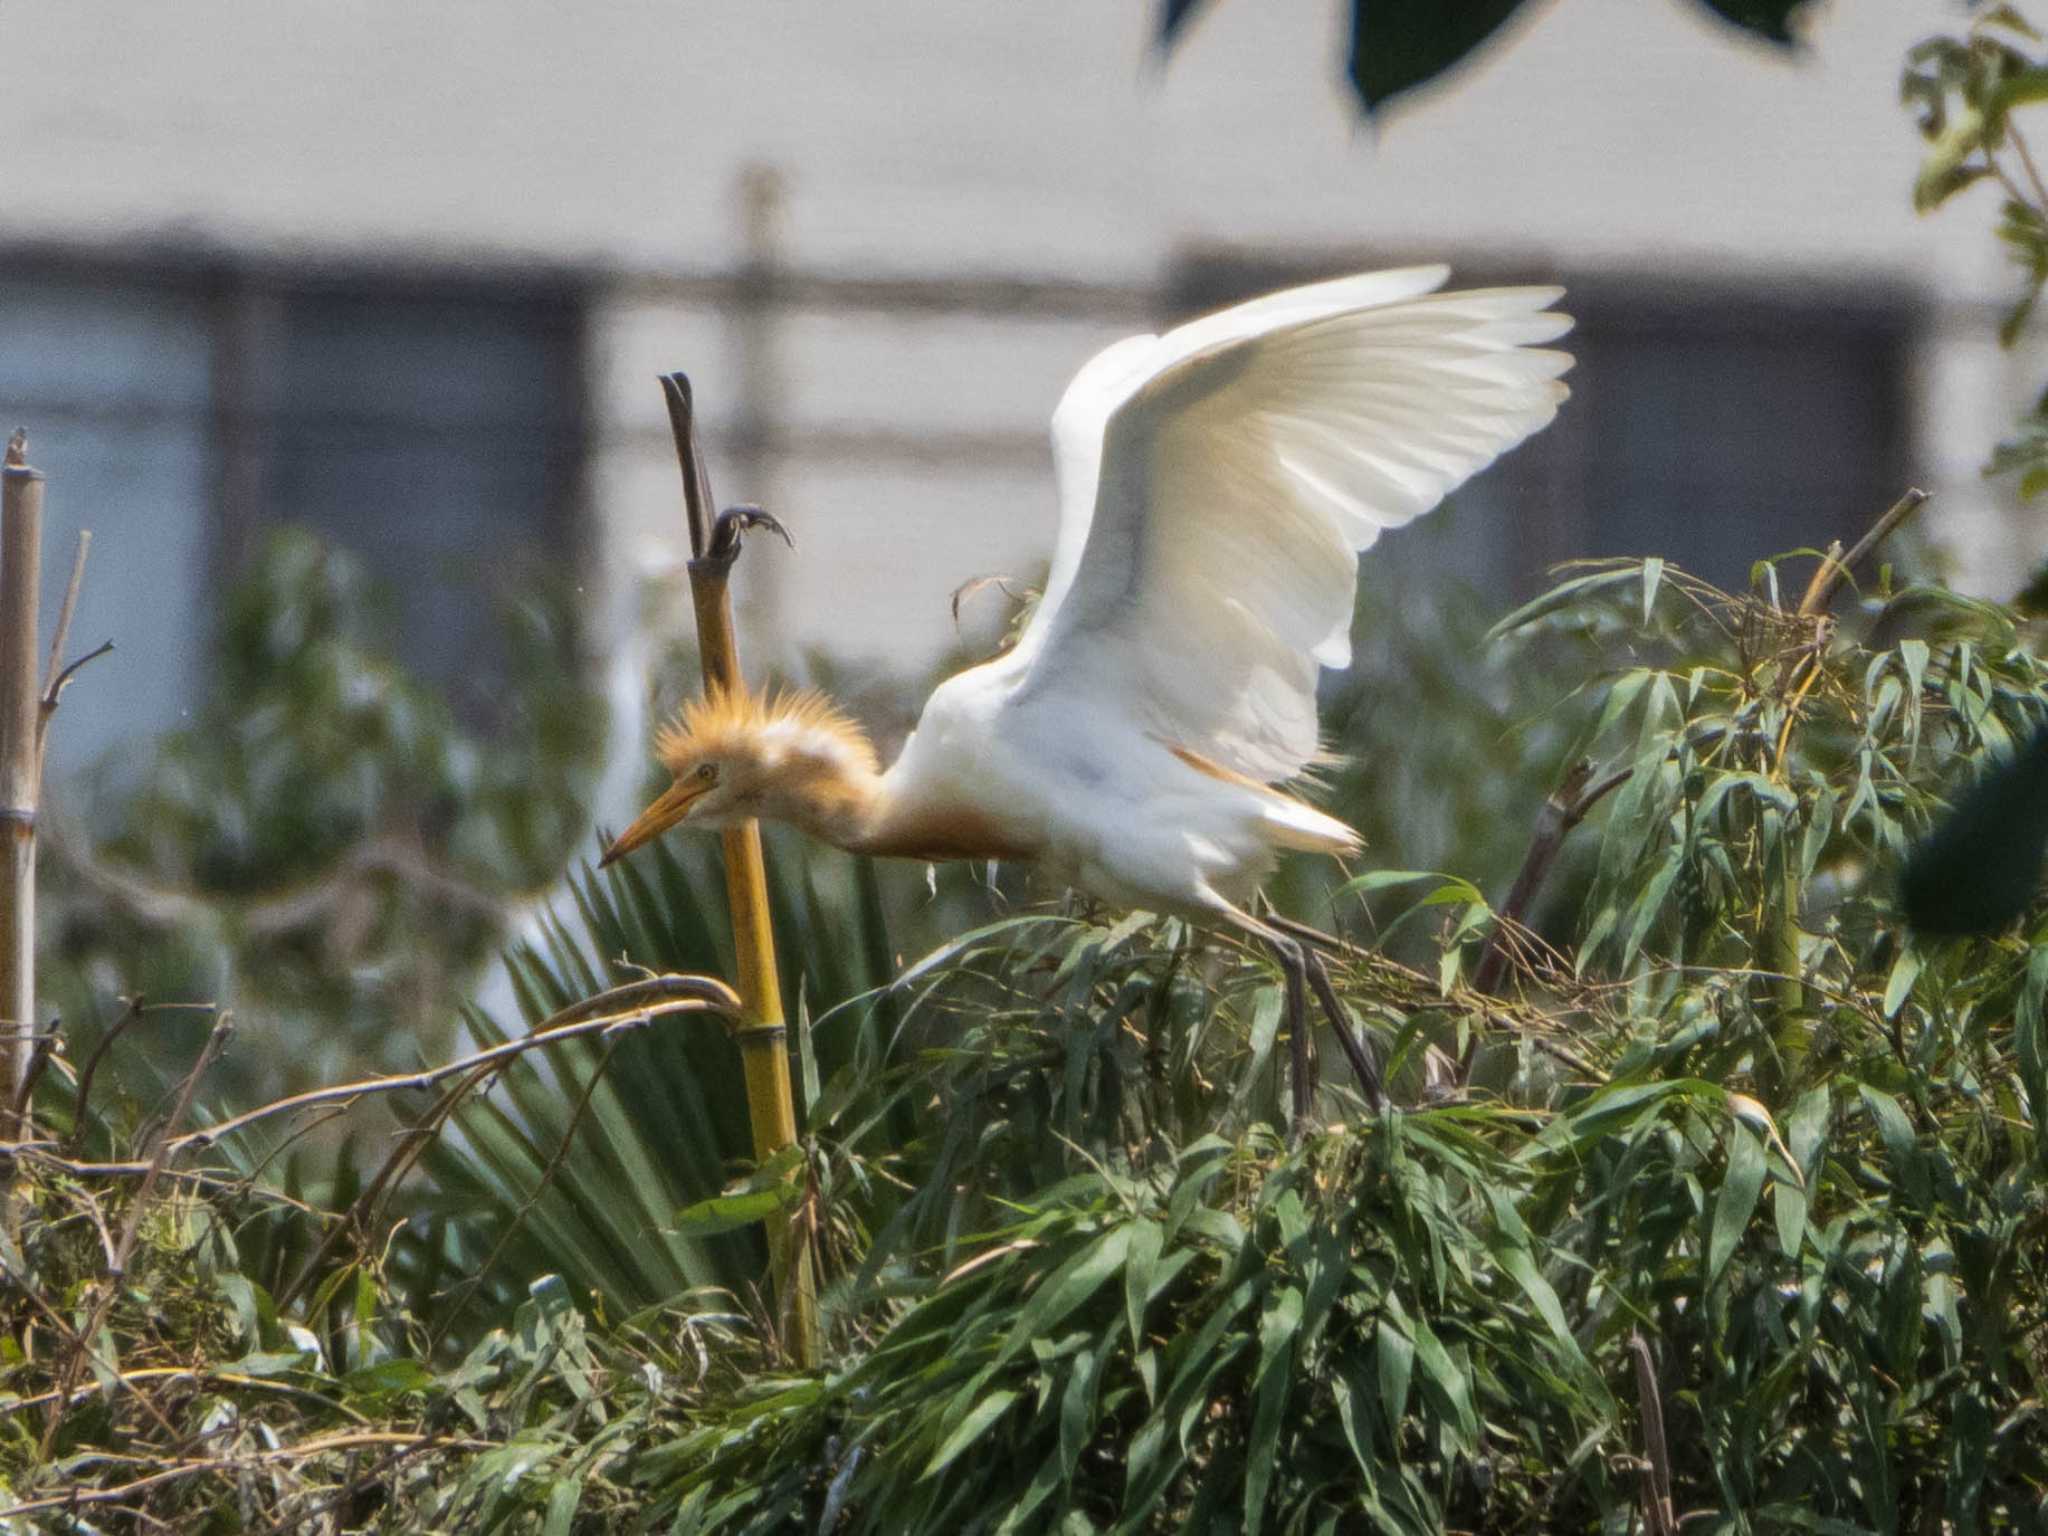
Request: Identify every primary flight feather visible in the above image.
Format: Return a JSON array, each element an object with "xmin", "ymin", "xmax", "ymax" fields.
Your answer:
[{"xmin": 604, "ymin": 265, "xmax": 1573, "ymax": 1125}]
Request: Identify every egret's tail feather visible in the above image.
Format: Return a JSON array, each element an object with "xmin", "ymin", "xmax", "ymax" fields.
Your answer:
[{"xmin": 1260, "ymin": 796, "xmax": 1362, "ymax": 856}]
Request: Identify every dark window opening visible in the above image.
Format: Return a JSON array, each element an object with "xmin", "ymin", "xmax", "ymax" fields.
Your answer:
[{"xmin": 0, "ymin": 253, "xmax": 590, "ymax": 767}]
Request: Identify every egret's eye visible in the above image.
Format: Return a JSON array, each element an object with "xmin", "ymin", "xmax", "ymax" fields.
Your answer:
[{"xmin": 695, "ymin": 763, "xmax": 718, "ymax": 783}]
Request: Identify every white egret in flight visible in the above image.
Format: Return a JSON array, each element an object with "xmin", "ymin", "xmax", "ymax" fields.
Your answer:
[{"xmin": 604, "ymin": 265, "xmax": 1572, "ymax": 1130}]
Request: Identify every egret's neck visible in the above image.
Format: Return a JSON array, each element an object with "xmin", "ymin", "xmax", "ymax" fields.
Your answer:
[
  {"xmin": 846, "ymin": 760, "xmax": 1040, "ymax": 863},
  {"xmin": 763, "ymin": 758, "xmax": 889, "ymax": 851},
  {"xmin": 752, "ymin": 739, "xmax": 1038, "ymax": 863}
]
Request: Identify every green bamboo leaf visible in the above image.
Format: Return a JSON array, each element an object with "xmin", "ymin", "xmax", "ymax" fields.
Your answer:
[
  {"xmin": 1338, "ymin": 868, "xmax": 1482, "ymax": 904},
  {"xmin": 1407, "ymin": 1315, "xmax": 1478, "ymax": 1449},
  {"xmin": 2019, "ymin": 945, "xmax": 2048, "ymax": 1111},
  {"xmin": 1547, "ymin": 1079, "xmax": 1693, "ymax": 1150},
  {"xmin": 1124, "ymin": 1219, "xmax": 1164, "ymax": 1355},
  {"xmin": 1480, "ymin": 1190, "xmax": 1612, "ymax": 1415},
  {"xmin": 895, "ymin": 915, "xmax": 1066, "ymax": 989},
  {"xmin": 542, "ymin": 1478, "xmax": 583, "ymax": 1536},
  {"xmin": 1799, "ymin": 780, "xmax": 1838, "ymax": 879},
  {"xmin": 1059, "ymin": 1342, "xmax": 1103, "ymax": 1481},
  {"xmin": 1882, "ymin": 944, "xmax": 1923, "ymax": 1019},
  {"xmin": 998, "ymin": 1225, "xmax": 1133, "ymax": 1365},
  {"xmin": 1859, "ymin": 1086, "xmax": 1931, "ymax": 1205},
  {"xmin": 1486, "ymin": 563, "xmax": 1643, "ymax": 641},
  {"xmin": 1641, "ymin": 555, "xmax": 1664, "ymax": 624},
  {"xmin": 671, "ymin": 1182, "xmax": 799, "ymax": 1239},
  {"xmin": 1330, "ymin": 1366, "xmax": 1378, "ymax": 1478},
  {"xmin": 227, "ymin": 1348, "xmax": 318, "ymax": 1379},
  {"xmin": 1899, "ymin": 637, "xmax": 1930, "ymax": 700},
  {"xmin": 1786, "ymin": 1084, "xmax": 1831, "ymax": 1180},
  {"xmin": 1771, "ymin": 1181, "xmax": 1808, "ymax": 1259},
  {"xmin": 1619, "ymin": 847, "xmax": 1685, "ymax": 969},
  {"xmin": 342, "ymin": 1358, "xmax": 434, "ymax": 1404},
  {"xmin": 1990, "ymin": 65, "xmax": 2048, "ymax": 116},
  {"xmin": 1693, "ymin": 771, "xmax": 1800, "ymax": 827},
  {"xmin": 1375, "ymin": 1317, "xmax": 1414, "ymax": 1428},
  {"xmin": 1708, "ymin": 1124, "xmax": 1767, "ymax": 1287},
  {"xmin": 1594, "ymin": 669, "xmax": 1654, "ymax": 743},
  {"xmin": 924, "ymin": 1387, "xmax": 1021, "ymax": 1478},
  {"xmin": 1244, "ymin": 1285, "xmax": 1303, "ymax": 1534}
]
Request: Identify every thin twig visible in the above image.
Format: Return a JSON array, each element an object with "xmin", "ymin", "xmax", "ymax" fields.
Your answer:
[
  {"xmin": 31, "ymin": 529, "xmax": 100, "ymax": 802},
  {"xmin": 0, "ymin": 1431, "xmax": 488, "ymax": 1521},
  {"xmin": 39, "ymin": 531, "xmax": 91, "ymax": 703},
  {"xmin": 4, "ymin": 1363, "xmax": 374, "ymax": 1420},
  {"xmin": 66, "ymin": 997, "xmax": 209, "ymax": 1149},
  {"xmin": 41, "ymin": 637, "xmax": 113, "ymax": 715},
  {"xmin": 274, "ymin": 974, "xmax": 739, "ymax": 1309},
  {"xmin": 12, "ymin": 1145, "xmax": 334, "ymax": 1207},
  {"xmin": 424, "ymin": 1033, "xmax": 624, "ymax": 1349},
  {"xmin": 39, "ymin": 1015, "xmax": 235, "ymax": 1459}
]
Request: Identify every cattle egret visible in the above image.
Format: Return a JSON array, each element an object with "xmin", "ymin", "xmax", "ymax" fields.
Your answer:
[{"xmin": 605, "ymin": 266, "xmax": 1573, "ymax": 1130}]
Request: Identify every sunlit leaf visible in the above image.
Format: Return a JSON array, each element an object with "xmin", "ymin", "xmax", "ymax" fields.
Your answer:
[{"xmin": 1707, "ymin": 1124, "xmax": 1767, "ymax": 1286}]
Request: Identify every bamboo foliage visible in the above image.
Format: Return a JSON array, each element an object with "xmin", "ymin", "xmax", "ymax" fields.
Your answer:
[{"xmin": 9, "ymin": 550, "xmax": 2048, "ymax": 1531}]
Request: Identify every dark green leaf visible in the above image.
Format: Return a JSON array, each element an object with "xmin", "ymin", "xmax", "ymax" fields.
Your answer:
[
  {"xmin": 925, "ymin": 1387, "xmax": 1022, "ymax": 1478},
  {"xmin": 1690, "ymin": 0, "xmax": 1811, "ymax": 42},
  {"xmin": 1348, "ymin": 0, "xmax": 1533, "ymax": 114},
  {"xmin": 1708, "ymin": 1124, "xmax": 1767, "ymax": 1287}
]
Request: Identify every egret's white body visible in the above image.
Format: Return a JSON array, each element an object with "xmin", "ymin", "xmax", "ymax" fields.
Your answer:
[
  {"xmin": 605, "ymin": 265, "xmax": 1572, "ymax": 1115},
  {"xmin": 866, "ymin": 264, "xmax": 1572, "ymax": 920}
]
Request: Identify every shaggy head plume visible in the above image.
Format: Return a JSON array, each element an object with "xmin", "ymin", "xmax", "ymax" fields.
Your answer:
[{"xmin": 655, "ymin": 686, "xmax": 880, "ymax": 779}]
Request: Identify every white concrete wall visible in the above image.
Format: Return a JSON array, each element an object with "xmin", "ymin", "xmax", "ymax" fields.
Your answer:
[
  {"xmin": 8, "ymin": 0, "xmax": 2045, "ymax": 729},
  {"xmin": 0, "ymin": 1, "xmax": 1997, "ymax": 282}
]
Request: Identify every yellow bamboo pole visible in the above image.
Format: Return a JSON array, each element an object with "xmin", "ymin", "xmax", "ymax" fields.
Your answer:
[
  {"xmin": 659, "ymin": 373, "xmax": 818, "ymax": 1366},
  {"xmin": 1, "ymin": 436, "xmax": 44, "ymax": 1145}
]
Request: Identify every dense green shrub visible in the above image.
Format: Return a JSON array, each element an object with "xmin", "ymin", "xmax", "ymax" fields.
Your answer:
[{"xmin": 8, "ymin": 551, "xmax": 2048, "ymax": 1533}]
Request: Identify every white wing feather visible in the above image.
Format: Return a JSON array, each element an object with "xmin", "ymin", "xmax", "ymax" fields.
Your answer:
[{"xmin": 1010, "ymin": 266, "xmax": 1573, "ymax": 784}]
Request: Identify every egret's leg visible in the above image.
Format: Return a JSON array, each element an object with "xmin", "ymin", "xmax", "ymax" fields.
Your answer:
[
  {"xmin": 1216, "ymin": 905, "xmax": 1317, "ymax": 1138},
  {"xmin": 1300, "ymin": 948, "xmax": 1384, "ymax": 1111},
  {"xmin": 1260, "ymin": 911, "xmax": 1383, "ymax": 1108},
  {"xmin": 1271, "ymin": 935, "xmax": 1315, "ymax": 1138},
  {"xmin": 1226, "ymin": 903, "xmax": 1383, "ymax": 1121}
]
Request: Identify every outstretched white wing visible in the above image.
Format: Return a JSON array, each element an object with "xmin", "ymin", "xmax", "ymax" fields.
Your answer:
[{"xmin": 1008, "ymin": 266, "xmax": 1573, "ymax": 784}]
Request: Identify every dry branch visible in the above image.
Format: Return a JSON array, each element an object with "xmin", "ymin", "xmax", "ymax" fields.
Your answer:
[
  {"xmin": 114, "ymin": 975, "xmax": 738, "ymax": 1162},
  {"xmin": 1796, "ymin": 488, "xmax": 1929, "ymax": 617},
  {"xmin": 1471, "ymin": 760, "xmax": 1631, "ymax": 998},
  {"xmin": 1630, "ymin": 1331, "xmax": 1679, "ymax": 1536}
]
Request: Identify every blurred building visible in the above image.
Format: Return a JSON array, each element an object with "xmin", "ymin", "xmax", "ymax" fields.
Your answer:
[{"xmin": 2, "ymin": 0, "xmax": 2042, "ymax": 799}]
